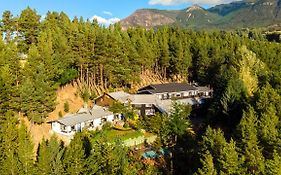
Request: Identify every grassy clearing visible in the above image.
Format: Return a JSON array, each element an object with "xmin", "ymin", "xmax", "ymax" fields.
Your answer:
[{"xmin": 90, "ymin": 128, "xmax": 143, "ymax": 143}]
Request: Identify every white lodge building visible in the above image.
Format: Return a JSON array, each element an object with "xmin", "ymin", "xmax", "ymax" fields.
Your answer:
[
  {"xmin": 51, "ymin": 83, "xmax": 213, "ymax": 136},
  {"xmin": 51, "ymin": 105, "xmax": 117, "ymax": 136}
]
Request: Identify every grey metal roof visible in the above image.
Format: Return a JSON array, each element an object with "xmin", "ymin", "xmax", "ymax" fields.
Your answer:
[
  {"xmin": 129, "ymin": 94, "xmax": 160, "ymax": 105},
  {"xmin": 196, "ymin": 86, "xmax": 213, "ymax": 92},
  {"xmin": 155, "ymin": 98, "xmax": 203, "ymax": 114},
  {"xmin": 107, "ymin": 91, "xmax": 131, "ymax": 103},
  {"xmin": 77, "ymin": 107, "xmax": 90, "ymax": 114},
  {"xmin": 90, "ymin": 105, "xmax": 113, "ymax": 118},
  {"xmin": 57, "ymin": 113, "xmax": 96, "ymax": 126},
  {"xmin": 56, "ymin": 105, "xmax": 113, "ymax": 126},
  {"xmin": 176, "ymin": 98, "xmax": 200, "ymax": 106},
  {"xmin": 156, "ymin": 100, "xmax": 173, "ymax": 114},
  {"xmin": 138, "ymin": 83, "xmax": 197, "ymax": 94}
]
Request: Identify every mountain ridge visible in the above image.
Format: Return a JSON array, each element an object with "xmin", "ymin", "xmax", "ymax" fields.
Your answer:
[{"xmin": 120, "ymin": 0, "xmax": 281, "ymax": 30}]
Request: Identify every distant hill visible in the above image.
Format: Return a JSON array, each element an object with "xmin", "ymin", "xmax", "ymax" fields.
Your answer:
[{"xmin": 120, "ymin": 0, "xmax": 281, "ymax": 30}]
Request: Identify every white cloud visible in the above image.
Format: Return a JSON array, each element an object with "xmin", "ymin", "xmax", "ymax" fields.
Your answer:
[
  {"xmin": 103, "ymin": 11, "xmax": 113, "ymax": 16},
  {"xmin": 148, "ymin": 0, "xmax": 238, "ymax": 6},
  {"xmin": 91, "ymin": 15, "xmax": 120, "ymax": 26}
]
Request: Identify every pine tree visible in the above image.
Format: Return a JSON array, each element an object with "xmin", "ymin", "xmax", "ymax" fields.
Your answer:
[
  {"xmin": 36, "ymin": 136, "xmax": 64, "ymax": 174},
  {"xmin": 220, "ymin": 77, "xmax": 248, "ymax": 125},
  {"xmin": 202, "ymin": 127, "xmax": 227, "ymax": 164},
  {"xmin": 0, "ymin": 42, "xmax": 21, "ymax": 114},
  {"xmin": 120, "ymin": 31, "xmax": 141, "ymax": 83},
  {"xmin": 158, "ymin": 28, "xmax": 170, "ymax": 78},
  {"xmin": 0, "ymin": 112, "xmax": 20, "ymax": 175},
  {"xmin": 217, "ymin": 139, "xmax": 243, "ymax": 175},
  {"xmin": 63, "ymin": 133, "xmax": 86, "ymax": 174},
  {"xmin": 259, "ymin": 105, "xmax": 279, "ymax": 146},
  {"xmin": 49, "ymin": 136, "xmax": 65, "ymax": 174},
  {"xmin": 196, "ymin": 151, "xmax": 217, "ymax": 175},
  {"xmin": 255, "ymin": 83, "xmax": 281, "ymax": 117},
  {"xmin": 20, "ymin": 38, "xmax": 56, "ymax": 123},
  {"xmin": 168, "ymin": 30, "xmax": 185, "ymax": 76},
  {"xmin": 265, "ymin": 151, "xmax": 281, "ymax": 175},
  {"xmin": 105, "ymin": 27, "xmax": 129, "ymax": 87},
  {"xmin": 92, "ymin": 28, "xmax": 108, "ymax": 87},
  {"xmin": 17, "ymin": 123, "xmax": 34, "ymax": 174},
  {"xmin": 168, "ymin": 102, "xmax": 192, "ymax": 142},
  {"xmin": 18, "ymin": 7, "xmax": 40, "ymax": 51},
  {"xmin": 36, "ymin": 139, "xmax": 50, "ymax": 174},
  {"xmin": 1, "ymin": 10, "xmax": 16, "ymax": 42},
  {"xmin": 133, "ymin": 28, "xmax": 154, "ymax": 72},
  {"xmin": 238, "ymin": 107, "xmax": 265, "ymax": 174}
]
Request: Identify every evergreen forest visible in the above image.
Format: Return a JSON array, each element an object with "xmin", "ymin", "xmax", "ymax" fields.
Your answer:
[{"xmin": 1, "ymin": 7, "xmax": 281, "ymax": 174}]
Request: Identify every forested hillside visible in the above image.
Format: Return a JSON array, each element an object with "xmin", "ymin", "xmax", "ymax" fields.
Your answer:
[{"xmin": 1, "ymin": 7, "xmax": 281, "ymax": 174}]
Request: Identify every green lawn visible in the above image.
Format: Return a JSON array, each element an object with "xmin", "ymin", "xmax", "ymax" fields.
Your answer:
[{"xmin": 90, "ymin": 128, "xmax": 143, "ymax": 143}]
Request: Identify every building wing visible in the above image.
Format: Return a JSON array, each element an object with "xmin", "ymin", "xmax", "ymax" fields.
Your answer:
[
  {"xmin": 138, "ymin": 83, "xmax": 197, "ymax": 94},
  {"xmin": 56, "ymin": 106, "xmax": 113, "ymax": 126}
]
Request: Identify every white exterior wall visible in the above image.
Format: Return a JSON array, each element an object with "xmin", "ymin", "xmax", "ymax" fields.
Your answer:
[
  {"xmin": 106, "ymin": 115, "xmax": 114, "ymax": 122},
  {"xmin": 52, "ymin": 114, "xmax": 121, "ymax": 135},
  {"xmin": 51, "ymin": 122, "xmax": 75, "ymax": 136},
  {"xmin": 81, "ymin": 122, "xmax": 85, "ymax": 131},
  {"xmin": 52, "ymin": 122, "xmax": 61, "ymax": 133},
  {"xmin": 94, "ymin": 118, "xmax": 102, "ymax": 127},
  {"xmin": 74, "ymin": 124, "xmax": 80, "ymax": 132},
  {"xmin": 65, "ymin": 126, "xmax": 72, "ymax": 132}
]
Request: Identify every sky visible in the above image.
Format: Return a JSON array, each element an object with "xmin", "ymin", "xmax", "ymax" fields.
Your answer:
[{"xmin": 0, "ymin": 0, "xmax": 237, "ymax": 25}]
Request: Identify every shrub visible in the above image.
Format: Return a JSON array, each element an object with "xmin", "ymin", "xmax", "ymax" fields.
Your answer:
[
  {"xmin": 123, "ymin": 122, "xmax": 129, "ymax": 128},
  {"xmin": 102, "ymin": 122, "xmax": 112, "ymax": 130},
  {"xmin": 64, "ymin": 101, "xmax": 70, "ymax": 112},
  {"xmin": 58, "ymin": 111, "xmax": 63, "ymax": 118}
]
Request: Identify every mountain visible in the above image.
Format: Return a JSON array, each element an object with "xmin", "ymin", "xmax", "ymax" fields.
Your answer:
[
  {"xmin": 120, "ymin": 0, "xmax": 281, "ymax": 30},
  {"xmin": 121, "ymin": 9, "xmax": 178, "ymax": 30},
  {"xmin": 175, "ymin": 5, "xmax": 222, "ymax": 29},
  {"xmin": 208, "ymin": 0, "xmax": 255, "ymax": 16}
]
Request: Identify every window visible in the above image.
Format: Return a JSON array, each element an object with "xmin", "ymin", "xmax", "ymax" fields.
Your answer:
[
  {"xmin": 101, "ymin": 118, "xmax": 107, "ymax": 124},
  {"xmin": 162, "ymin": 94, "xmax": 168, "ymax": 100},
  {"xmin": 86, "ymin": 121, "xmax": 94, "ymax": 127},
  {"xmin": 61, "ymin": 125, "xmax": 66, "ymax": 131},
  {"xmin": 145, "ymin": 109, "xmax": 155, "ymax": 115}
]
